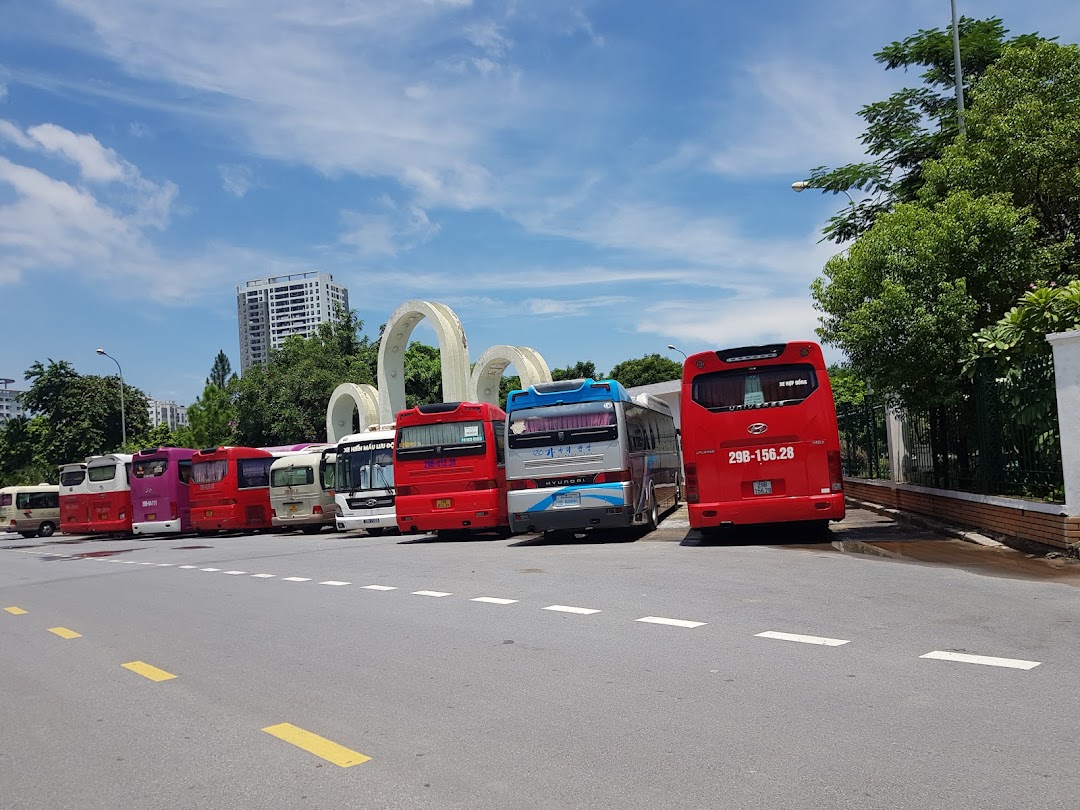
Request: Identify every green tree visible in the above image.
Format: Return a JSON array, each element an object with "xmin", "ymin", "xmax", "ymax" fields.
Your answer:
[
  {"xmin": 180, "ymin": 383, "xmax": 237, "ymax": 449},
  {"xmin": 403, "ymin": 343, "xmax": 443, "ymax": 408},
  {"xmin": 550, "ymin": 361, "xmax": 598, "ymax": 381},
  {"xmin": 804, "ymin": 17, "xmax": 1046, "ymax": 242},
  {"xmin": 132, "ymin": 422, "xmax": 176, "ymax": 451},
  {"xmin": 827, "ymin": 364, "xmax": 870, "ymax": 411},
  {"xmin": 18, "ymin": 360, "xmax": 150, "ymax": 461},
  {"xmin": 607, "ymin": 354, "xmax": 682, "ymax": 388},
  {"xmin": 207, "ymin": 350, "xmax": 236, "ymax": 389},
  {"xmin": 0, "ymin": 416, "xmax": 54, "ymax": 487},
  {"xmin": 812, "ymin": 193, "xmax": 1065, "ymax": 410}
]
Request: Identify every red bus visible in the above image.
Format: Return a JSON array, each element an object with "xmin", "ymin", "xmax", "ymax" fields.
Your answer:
[
  {"xmin": 59, "ymin": 461, "xmax": 91, "ymax": 535},
  {"xmin": 680, "ymin": 341, "xmax": 845, "ymax": 533},
  {"xmin": 394, "ymin": 401, "xmax": 509, "ymax": 536},
  {"xmin": 85, "ymin": 454, "xmax": 134, "ymax": 534},
  {"xmin": 189, "ymin": 446, "xmax": 277, "ymax": 532}
]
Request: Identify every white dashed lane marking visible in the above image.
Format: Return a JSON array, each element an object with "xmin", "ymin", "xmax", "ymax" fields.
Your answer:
[
  {"xmin": 543, "ymin": 605, "xmax": 600, "ymax": 615},
  {"xmin": 200, "ymin": 568, "xmax": 222, "ymax": 572},
  {"xmin": 756, "ymin": 631, "xmax": 850, "ymax": 647},
  {"xmin": 362, "ymin": 585, "xmax": 396, "ymax": 591},
  {"xmin": 282, "ymin": 577, "xmax": 312, "ymax": 582},
  {"xmin": 320, "ymin": 581, "xmax": 351, "ymax": 586},
  {"xmin": 412, "ymin": 590, "xmax": 453, "ymax": 598},
  {"xmin": 251, "ymin": 574, "xmax": 276, "ymax": 578},
  {"xmin": 223, "ymin": 571, "xmax": 248, "ymax": 575},
  {"xmin": 179, "ymin": 565, "xmax": 198, "ymax": 569},
  {"xmin": 919, "ymin": 651, "xmax": 1041, "ymax": 670},
  {"xmin": 636, "ymin": 616, "xmax": 706, "ymax": 629},
  {"xmin": 471, "ymin": 597, "xmax": 519, "ymax": 605}
]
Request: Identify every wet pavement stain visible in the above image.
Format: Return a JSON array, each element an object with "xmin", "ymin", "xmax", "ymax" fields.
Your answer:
[
  {"xmin": 73, "ymin": 549, "xmax": 138, "ymax": 558},
  {"xmin": 172, "ymin": 545, "xmax": 213, "ymax": 550}
]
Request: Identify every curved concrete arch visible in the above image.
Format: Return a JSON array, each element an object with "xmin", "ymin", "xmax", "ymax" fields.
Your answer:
[
  {"xmin": 468, "ymin": 345, "xmax": 554, "ymax": 406},
  {"xmin": 326, "ymin": 383, "xmax": 381, "ymax": 442},
  {"xmin": 377, "ymin": 300, "xmax": 471, "ymax": 423}
]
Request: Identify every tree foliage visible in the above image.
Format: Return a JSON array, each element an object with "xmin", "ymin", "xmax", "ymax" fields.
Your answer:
[
  {"xmin": 550, "ymin": 361, "xmax": 598, "ymax": 381},
  {"xmin": 805, "ymin": 17, "xmax": 1047, "ymax": 242},
  {"xmin": 607, "ymin": 354, "xmax": 682, "ymax": 389},
  {"xmin": 207, "ymin": 350, "xmax": 236, "ymax": 389}
]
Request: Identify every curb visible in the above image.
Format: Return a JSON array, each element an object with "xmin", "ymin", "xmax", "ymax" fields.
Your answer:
[{"xmin": 845, "ymin": 497, "xmax": 1008, "ymax": 549}]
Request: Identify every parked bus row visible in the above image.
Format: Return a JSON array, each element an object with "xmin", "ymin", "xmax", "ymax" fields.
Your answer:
[{"xmin": 17, "ymin": 340, "xmax": 841, "ymax": 543}]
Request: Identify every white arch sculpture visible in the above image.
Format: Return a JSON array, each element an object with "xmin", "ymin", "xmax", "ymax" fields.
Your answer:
[
  {"xmin": 469, "ymin": 345, "xmax": 553, "ymax": 406},
  {"xmin": 325, "ymin": 382, "xmax": 381, "ymax": 443},
  {"xmin": 377, "ymin": 300, "xmax": 471, "ymax": 424}
]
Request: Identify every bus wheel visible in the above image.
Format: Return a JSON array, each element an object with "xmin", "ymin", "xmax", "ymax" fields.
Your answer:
[
  {"xmin": 301, "ymin": 525, "xmax": 323, "ymax": 535},
  {"xmin": 645, "ymin": 487, "xmax": 659, "ymax": 532},
  {"xmin": 37, "ymin": 522, "xmax": 56, "ymax": 538},
  {"xmin": 366, "ymin": 527, "xmax": 385, "ymax": 537}
]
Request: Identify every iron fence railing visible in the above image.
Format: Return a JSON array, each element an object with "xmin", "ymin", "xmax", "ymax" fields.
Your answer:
[{"xmin": 837, "ymin": 401, "xmax": 889, "ymax": 480}]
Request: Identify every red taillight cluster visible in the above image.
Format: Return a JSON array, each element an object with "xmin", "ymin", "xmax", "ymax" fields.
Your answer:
[
  {"xmin": 507, "ymin": 479, "xmax": 538, "ymax": 491},
  {"xmin": 593, "ymin": 470, "xmax": 629, "ymax": 483},
  {"xmin": 170, "ymin": 501, "xmax": 178, "ymax": 520},
  {"xmin": 465, "ymin": 479, "xmax": 498, "ymax": 491},
  {"xmin": 827, "ymin": 451, "xmax": 844, "ymax": 492},
  {"xmin": 312, "ymin": 505, "xmax": 323, "ymax": 514},
  {"xmin": 684, "ymin": 463, "xmax": 699, "ymax": 503}
]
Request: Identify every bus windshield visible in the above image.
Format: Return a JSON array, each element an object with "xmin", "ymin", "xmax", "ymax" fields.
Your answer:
[
  {"xmin": 271, "ymin": 466, "xmax": 314, "ymax": 487},
  {"xmin": 397, "ymin": 420, "xmax": 486, "ymax": 460},
  {"xmin": 88, "ymin": 465, "xmax": 117, "ymax": 482},
  {"xmin": 192, "ymin": 459, "xmax": 228, "ymax": 484},
  {"xmin": 508, "ymin": 402, "xmax": 618, "ymax": 448},
  {"xmin": 338, "ymin": 443, "xmax": 394, "ymax": 492},
  {"xmin": 60, "ymin": 470, "xmax": 85, "ymax": 486},
  {"xmin": 691, "ymin": 364, "xmax": 819, "ymax": 412},
  {"xmin": 133, "ymin": 459, "xmax": 168, "ymax": 478}
]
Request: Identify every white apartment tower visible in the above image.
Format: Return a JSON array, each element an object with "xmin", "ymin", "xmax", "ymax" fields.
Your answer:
[
  {"xmin": 147, "ymin": 399, "xmax": 189, "ymax": 432},
  {"xmin": 0, "ymin": 380, "xmax": 28, "ymax": 427},
  {"xmin": 237, "ymin": 271, "xmax": 350, "ymax": 372}
]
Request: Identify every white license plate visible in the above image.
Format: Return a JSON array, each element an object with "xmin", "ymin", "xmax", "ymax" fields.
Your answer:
[
  {"xmin": 553, "ymin": 492, "xmax": 580, "ymax": 509},
  {"xmin": 752, "ymin": 480, "xmax": 773, "ymax": 496},
  {"xmin": 362, "ymin": 518, "xmax": 381, "ymax": 524}
]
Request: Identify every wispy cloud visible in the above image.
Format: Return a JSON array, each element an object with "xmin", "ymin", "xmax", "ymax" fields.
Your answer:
[
  {"xmin": 525, "ymin": 296, "xmax": 631, "ymax": 317},
  {"xmin": 219, "ymin": 163, "xmax": 255, "ymax": 198},
  {"xmin": 338, "ymin": 196, "xmax": 440, "ymax": 256}
]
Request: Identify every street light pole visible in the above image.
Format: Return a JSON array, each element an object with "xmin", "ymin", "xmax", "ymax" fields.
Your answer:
[
  {"xmin": 96, "ymin": 348, "xmax": 126, "ymax": 449},
  {"xmin": 791, "ymin": 180, "xmax": 858, "ymax": 222},
  {"xmin": 950, "ymin": 0, "xmax": 966, "ymax": 135},
  {"xmin": 667, "ymin": 344, "xmax": 688, "ymax": 361}
]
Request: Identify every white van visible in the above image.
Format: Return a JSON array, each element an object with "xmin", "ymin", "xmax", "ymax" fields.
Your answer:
[
  {"xmin": 269, "ymin": 448, "xmax": 337, "ymax": 534},
  {"xmin": 1, "ymin": 484, "xmax": 61, "ymax": 538}
]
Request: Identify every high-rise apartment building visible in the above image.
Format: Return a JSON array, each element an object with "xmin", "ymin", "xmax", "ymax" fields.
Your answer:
[
  {"xmin": 236, "ymin": 271, "xmax": 349, "ymax": 372},
  {"xmin": 147, "ymin": 399, "xmax": 189, "ymax": 432},
  {"xmin": 0, "ymin": 380, "xmax": 28, "ymax": 427}
]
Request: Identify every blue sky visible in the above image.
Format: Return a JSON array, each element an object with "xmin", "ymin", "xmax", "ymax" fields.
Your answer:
[{"xmin": 2, "ymin": 0, "xmax": 1077, "ymax": 407}]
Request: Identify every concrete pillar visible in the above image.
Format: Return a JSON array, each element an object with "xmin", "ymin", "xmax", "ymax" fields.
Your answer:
[
  {"xmin": 884, "ymin": 405, "xmax": 908, "ymax": 483},
  {"xmin": 1047, "ymin": 330, "xmax": 1080, "ymax": 516}
]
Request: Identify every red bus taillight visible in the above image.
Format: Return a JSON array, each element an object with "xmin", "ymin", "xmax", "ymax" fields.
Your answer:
[
  {"xmin": 271, "ymin": 508, "xmax": 278, "ymax": 517},
  {"xmin": 827, "ymin": 451, "xmax": 844, "ymax": 492},
  {"xmin": 170, "ymin": 501, "xmax": 178, "ymax": 520},
  {"xmin": 312, "ymin": 505, "xmax": 323, "ymax": 514},
  {"xmin": 508, "ymin": 480, "xmax": 537, "ymax": 490},
  {"xmin": 594, "ymin": 470, "xmax": 629, "ymax": 483},
  {"xmin": 466, "ymin": 480, "xmax": 498, "ymax": 491},
  {"xmin": 684, "ymin": 463, "xmax": 699, "ymax": 503},
  {"xmin": 397, "ymin": 486, "xmax": 418, "ymax": 496}
]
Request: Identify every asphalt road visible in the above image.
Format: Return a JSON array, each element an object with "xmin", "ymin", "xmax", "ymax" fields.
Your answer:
[{"xmin": 2, "ymin": 508, "xmax": 1078, "ymax": 809}]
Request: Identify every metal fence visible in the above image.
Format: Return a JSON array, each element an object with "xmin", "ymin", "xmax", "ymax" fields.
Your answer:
[
  {"xmin": 836, "ymin": 357, "xmax": 1064, "ymax": 502},
  {"xmin": 837, "ymin": 401, "xmax": 889, "ymax": 480}
]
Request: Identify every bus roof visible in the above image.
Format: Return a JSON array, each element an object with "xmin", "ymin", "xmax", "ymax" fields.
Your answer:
[
  {"xmin": 192, "ymin": 446, "xmax": 273, "ymax": 460},
  {"xmin": 396, "ymin": 401, "xmax": 506, "ymax": 426},
  {"xmin": 506, "ymin": 378, "xmax": 631, "ymax": 412},
  {"xmin": 0, "ymin": 484, "xmax": 60, "ymax": 494},
  {"xmin": 336, "ymin": 430, "xmax": 395, "ymax": 447},
  {"xmin": 86, "ymin": 453, "xmax": 133, "ymax": 466},
  {"xmin": 134, "ymin": 446, "xmax": 196, "ymax": 459},
  {"xmin": 685, "ymin": 341, "xmax": 825, "ymax": 370}
]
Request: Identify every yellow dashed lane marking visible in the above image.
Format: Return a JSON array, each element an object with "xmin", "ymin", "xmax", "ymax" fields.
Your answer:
[
  {"xmin": 48, "ymin": 627, "xmax": 82, "ymax": 639},
  {"xmin": 262, "ymin": 723, "xmax": 372, "ymax": 767},
  {"xmin": 4, "ymin": 606, "xmax": 28, "ymax": 615},
  {"xmin": 121, "ymin": 661, "xmax": 177, "ymax": 682}
]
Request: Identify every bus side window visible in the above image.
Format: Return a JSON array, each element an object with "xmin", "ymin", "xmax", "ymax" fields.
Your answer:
[
  {"xmin": 492, "ymin": 421, "xmax": 506, "ymax": 464},
  {"xmin": 178, "ymin": 460, "xmax": 192, "ymax": 485}
]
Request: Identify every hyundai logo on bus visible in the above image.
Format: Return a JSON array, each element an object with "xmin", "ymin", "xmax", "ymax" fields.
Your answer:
[{"xmin": 747, "ymin": 423, "xmax": 768, "ymax": 435}]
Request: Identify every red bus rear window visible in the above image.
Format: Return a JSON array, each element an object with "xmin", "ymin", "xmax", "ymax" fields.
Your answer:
[
  {"xmin": 192, "ymin": 459, "xmax": 228, "ymax": 484},
  {"xmin": 692, "ymin": 364, "xmax": 818, "ymax": 412}
]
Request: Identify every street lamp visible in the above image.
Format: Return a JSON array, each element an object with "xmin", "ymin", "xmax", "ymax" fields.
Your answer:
[
  {"xmin": 96, "ymin": 348, "xmax": 126, "ymax": 449},
  {"xmin": 792, "ymin": 180, "xmax": 859, "ymax": 224},
  {"xmin": 950, "ymin": 0, "xmax": 966, "ymax": 134},
  {"xmin": 667, "ymin": 344, "xmax": 688, "ymax": 360}
]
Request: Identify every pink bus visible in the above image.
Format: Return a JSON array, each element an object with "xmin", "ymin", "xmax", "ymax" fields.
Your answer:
[{"xmin": 131, "ymin": 447, "xmax": 196, "ymax": 536}]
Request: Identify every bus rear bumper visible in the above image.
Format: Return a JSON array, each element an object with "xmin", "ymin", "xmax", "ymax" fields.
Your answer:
[
  {"xmin": 396, "ymin": 493, "xmax": 505, "ymax": 533},
  {"xmin": 689, "ymin": 494, "xmax": 846, "ymax": 528},
  {"xmin": 132, "ymin": 520, "xmax": 182, "ymax": 536},
  {"xmin": 510, "ymin": 505, "xmax": 633, "ymax": 534},
  {"xmin": 336, "ymin": 513, "xmax": 396, "ymax": 533}
]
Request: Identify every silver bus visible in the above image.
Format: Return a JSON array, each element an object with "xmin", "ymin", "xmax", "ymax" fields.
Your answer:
[{"xmin": 505, "ymin": 378, "xmax": 680, "ymax": 535}]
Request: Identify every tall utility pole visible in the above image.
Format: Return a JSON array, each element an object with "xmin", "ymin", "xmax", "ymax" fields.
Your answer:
[{"xmin": 950, "ymin": 0, "xmax": 966, "ymax": 134}]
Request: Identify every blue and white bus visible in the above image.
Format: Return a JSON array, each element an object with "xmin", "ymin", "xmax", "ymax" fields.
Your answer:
[{"xmin": 505, "ymin": 378, "xmax": 680, "ymax": 535}]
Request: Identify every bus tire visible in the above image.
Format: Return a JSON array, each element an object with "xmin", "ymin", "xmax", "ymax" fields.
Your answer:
[
  {"xmin": 301, "ymin": 525, "xmax": 323, "ymax": 535},
  {"xmin": 20, "ymin": 532, "xmax": 36, "ymax": 539},
  {"xmin": 644, "ymin": 487, "xmax": 659, "ymax": 532},
  {"xmin": 37, "ymin": 522, "xmax": 56, "ymax": 538},
  {"xmin": 366, "ymin": 527, "xmax": 385, "ymax": 537}
]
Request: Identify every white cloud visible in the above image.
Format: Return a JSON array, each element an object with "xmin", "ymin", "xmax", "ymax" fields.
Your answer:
[
  {"xmin": 24, "ymin": 123, "xmax": 129, "ymax": 183},
  {"xmin": 635, "ymin": 296, "xmax": 823, "ymax": 351},
  {"xmin": 219, "ymin": 163, "xmax": 254, "ymax": 198},
  {"xmin": 338, "ymin": 198, "xmax": 440, "ymax": 256},
  {"xmin": 525, "ymin": 296, "xmax": 630, "ymax": 317}
]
